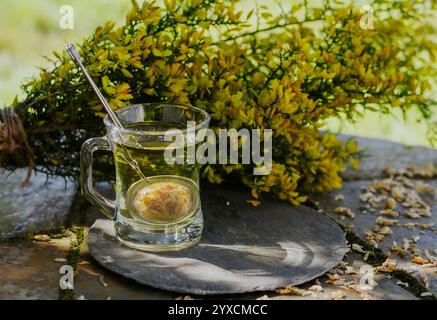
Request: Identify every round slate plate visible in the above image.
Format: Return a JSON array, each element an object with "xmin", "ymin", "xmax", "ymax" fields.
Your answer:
[{"xmin": 88, "ymin": 186, "xmax": 346, "ymax": 295}]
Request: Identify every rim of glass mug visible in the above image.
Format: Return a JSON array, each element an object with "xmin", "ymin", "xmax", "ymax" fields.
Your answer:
[{"xmin": 103, "ymin": 103, "xmax": 211, "ymax": 136}]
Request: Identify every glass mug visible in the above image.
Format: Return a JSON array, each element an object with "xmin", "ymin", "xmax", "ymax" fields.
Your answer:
[{"xmin": 80, "ymin": 103, "xmax": 210, "ymax": 251}]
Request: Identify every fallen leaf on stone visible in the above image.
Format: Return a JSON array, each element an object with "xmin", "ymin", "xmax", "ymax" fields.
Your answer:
[
  {"xmin": 416, "ymin": 181, "xmax": 434, "ymax": 193},
  {"xmin": 328, "ymin": 291, "xmax": 346, "ymax": 300},
  {"xmin": 380, "ymin": 209, "xmax": 399, "ymax": 217},
  {"xmin": 344, "ymin": 266, "xmax": 357, "ymax": 275},
  {"xmin": 419, "ymin": 273, "xmax": 430, "ymax": 290},
  {"xmin": 386, "ymin": 163, "xmax": 436, "ymax": 179},
  {"xmin": 391, "ymin": 186, "xmax": 407, "ymax": 202},
  {"xmin": 417, "ymin": 208, "xmax": 432, "ymax": 217},
  {"xmin": 373, "ymin": 179, "xmax": 397, "ymax": 193},
  {"xmin": 411, "ymin": 256, "xmax": 429, "ymax": 265},
  {"xmin": 334, "ymin": 206, "xmax": 355, "ymax": 218},
  {"xmin": 417, "ymin": 223, "xmax": 434, "ymax": 229},
  {"xmin": 275, "ymin": 286, "xmax": 311, "ymax": 296},
  {"xmin": 420, "ymin": 292, "xmax": 433, "ymax": 297},
  {"xmin": 176, "ymin": 295, "xmax": 194, "ymax": 300},
  {"xmin": 391, "ymin": 246, "xmax": 408, "ymax": 257},
  {"xmin": 99, "ymin": 276, "xmax": 108, "ymax": 288},
  {"xmin": 360, "ymin": 292, "xmax": 373, "ymax": 300},
  {"xmin": 360, "ymin": 192, "xmax": 373, "ymax": 203},
  {"xmin": 34, "ymin": 234, "xmax": 51, "ymax": 242},
  {"xmin": 79, "ymin": 264, "xmax": 101, "ymax": 277},
  {"xmin": 385, "ymin": 198, "xmax": 397, "ymax": 209},
  {"xmin": 335, "ymin": 269, "xmax": 344, "ymax": 275},
  {"xmin": 403, "ymin": 238, "xmax": 410, "ymax": 251},
  {"xmin": 379, "ymin": 258, "xmax": 398, "ymax": 272},
  {"xmin": 351, "ymin": 243, "xmax": 364, "ymax": 253},
  {"xmin": 409, "ymin": 163, "xmax": 436, "ymax": 179},
  {"xmin": 334, "ymin": 194, "xmax": 344, "ymax": 201},
  {"xmin": 308, "ymin": 285, "xmax": 324, "ymax": 292},
  {"xmin": 363, "ymin": 251, "xmax": 371, "ymax": 261},
  {"xmin": 421, "ymin": 263, "xmax": 437, "ymax": 268},
  {"xmin": 396, "ymin": 281, "xmax": 409, "ymax": 288},
  {"xmin": 364, "ymin": 228, "xmax": 374, "ymax": 237},
  {"xmin": 379, "ymin": 226, "xmax": 393, "ymax": 236},
  {"xmin": 246, "ymin": 200, "xmax": 261, "ymax": 207},
  {"xmin": 403, "ymin": 223, "xmax": 416, "ymax": 229},
  {"xmin": 396, "ymin": 176, "xmax": 415, "ymax": 188},
  {"xmin": 405, "ymin": 209, "xmax": 421, "ymax": 219},
  {"xmin": 424, "ymin": 249, "xmax": 436, "ymax": 263},
  {"xmin": 374, "ymin": 234, "xmax": 386, "ymax": 242},
  {"xmin": 375, "ymin": 217, "xmax": 398, "ymax": 226},
  {"xmin": 383, "ymin": 166, "xmax": 397, "ymax": 177},
  {"xmin": 326, "ymin": 274, "xmax": 345, "ymax": 286}
]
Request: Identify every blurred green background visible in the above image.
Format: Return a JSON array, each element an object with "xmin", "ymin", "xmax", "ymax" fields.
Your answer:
[{"xmin": 0, "ymin": 0, "xmax": 435, "ymax": 148}]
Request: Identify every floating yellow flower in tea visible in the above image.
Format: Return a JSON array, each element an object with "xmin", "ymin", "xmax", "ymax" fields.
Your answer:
[{"xmin": 130, "ymin": 180, "xmax": 194, "ymax": 223}]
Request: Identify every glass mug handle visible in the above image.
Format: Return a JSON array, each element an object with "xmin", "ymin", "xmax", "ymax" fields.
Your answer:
[{"xmin": 80, "ymin": 136, "xmax": 116, "ymax": 219}]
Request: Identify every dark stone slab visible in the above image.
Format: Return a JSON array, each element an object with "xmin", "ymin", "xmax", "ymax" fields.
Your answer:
[
  {"xmin": 338, "ymin": 135, "xmax": 437, "ymax": 180},
  {"xmin": 88, "ymin": 187, "xmax": 347, "ymax": 295},
  {"xmin": 74, "ymin": 248, "xmax": 417, "ymax": 300},
  {"xmin": 313, "ymin": 179, "xmax": 436, "ymax": 296}
]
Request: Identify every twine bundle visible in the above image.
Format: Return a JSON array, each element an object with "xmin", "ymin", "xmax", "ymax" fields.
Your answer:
[{"xmin": 0, "ymin": 107, "xmax": 34, "ymax": 186}]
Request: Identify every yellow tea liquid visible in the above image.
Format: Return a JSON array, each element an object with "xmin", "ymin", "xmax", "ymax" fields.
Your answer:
[{"xmin": 113, "ymin": 121, "xmax": 200, "ymax": 223}]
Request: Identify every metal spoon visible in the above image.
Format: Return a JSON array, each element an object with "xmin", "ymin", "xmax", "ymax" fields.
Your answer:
[{"xmin": 65, "ymin": 42, "xmax": 147, "ymax": 180}]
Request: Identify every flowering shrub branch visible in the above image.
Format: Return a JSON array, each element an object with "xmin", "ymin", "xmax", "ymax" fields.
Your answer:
[{"xmin": 2, "ymin": 0, "xmax": 436, "ymax": 205}]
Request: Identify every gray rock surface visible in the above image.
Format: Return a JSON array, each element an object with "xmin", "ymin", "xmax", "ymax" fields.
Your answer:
[
  {"xmin": 339, "ymin": 135, "xmax": 437, "ymax": 180},
  {"xmin": 313, "ymin": 179, "xmax": 436, "ymax": 296},
  {"xmin": 0, "ymin": 169, "xmax": 77, "ymax": 239},
  {"xmin": 88, "ymin": 186, "xmax": 347, "ymax": 295},
  {"xmin": 268, "ymin": 253, "xmax": 418, "ymax": 300},
  {"xmin": 0, "ymin": 241, "xmax": 68, "ymax": 299}
]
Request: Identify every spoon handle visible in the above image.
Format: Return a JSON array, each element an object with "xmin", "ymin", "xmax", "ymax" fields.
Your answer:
[
  {"xmin": 66, "ymin": 42, "xmax": 147, "ymax": 181},
  {"xmin": 65, "ymin": 42, "xmax": 123, "ymax": 128}
]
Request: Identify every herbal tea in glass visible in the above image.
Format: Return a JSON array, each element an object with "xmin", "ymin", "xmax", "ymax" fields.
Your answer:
[{"xmin": 81, "ymin": 104, "xmax": 210, "ymax": 251}]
